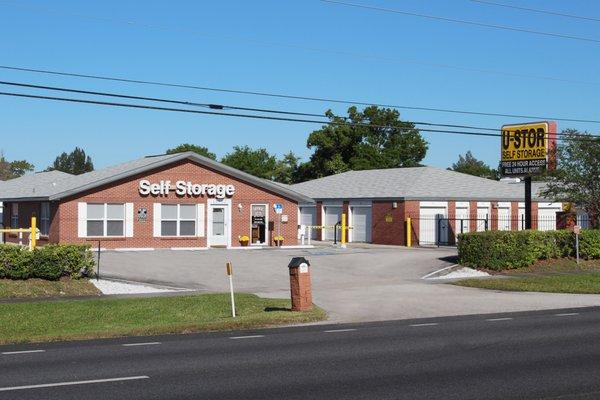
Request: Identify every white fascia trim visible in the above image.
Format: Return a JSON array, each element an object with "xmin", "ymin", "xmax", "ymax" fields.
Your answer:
[
  {"xmin": 420, "ymin": 201, "xmax": 447, "ymax": 208},
  {"xmin": 114, "ymin": 248, "xmax": 155, "ymax": 252}
]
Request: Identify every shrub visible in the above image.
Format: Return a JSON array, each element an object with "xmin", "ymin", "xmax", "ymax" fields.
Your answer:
[
  {"xmin": 0, "ymin": 244, "xmax": 94, "ymax": 280},
  {"xmin": 457, "ymin": 229, "xmax": 599, "ymax": 271}
]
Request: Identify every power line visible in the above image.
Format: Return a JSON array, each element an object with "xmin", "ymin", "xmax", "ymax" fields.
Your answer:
[
  {"xmin": 0, "ymin": 80, "xmax": 508, "ymax": 133},
  {"xmin": 1, "ymin": 2, "xmax": 598, "ymax": 86},
  {"xmin": 321, "ymin": 0, "xmax": 600, "ymax": 44},
  {"xmin": 2, "ymin": 64, "xmax": 600, "ymax": 124},
  {"xmin": 470, "ymin": 0, "xmax": 600, "ymax": 23},
  {"xmin": 1, "ymin": 79, "xmax": 597, "ymax": 138},
  {"xmin": 1, "ymin": 90, "xmax": 597, "ymax": 142}
]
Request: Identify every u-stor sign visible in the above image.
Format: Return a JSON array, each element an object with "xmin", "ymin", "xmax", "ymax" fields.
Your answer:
[
  {"xmin": 500, "ymin": 121, "xmax": 557, "ymax": 177},
  {"xmin": 138, "ymin": 180, "xmax": 235, "ymax": 199}
]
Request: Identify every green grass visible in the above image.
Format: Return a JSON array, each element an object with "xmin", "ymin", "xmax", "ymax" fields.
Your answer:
[
  {"xmin": 0, "ymin": 278, "xmax": 100, "ymax": 299},
  {"xmin": 0, "ymin": 293, "xmax": 326, "ymax": 344},
  {"xmin": 454, "ymin": 273, "xmax": 600, "ymax": 294}
]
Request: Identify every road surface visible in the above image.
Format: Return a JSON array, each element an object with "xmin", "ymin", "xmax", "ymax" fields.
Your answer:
[{"xmin": 2, "ymin": 307, "xmax": 600, "ymax": 399}]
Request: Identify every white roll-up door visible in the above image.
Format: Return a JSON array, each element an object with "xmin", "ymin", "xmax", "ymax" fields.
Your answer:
[
  {"xmin": 323, "ymin": 205, "xmax": 342, "ymax": 241},
  {"xmin": 419, "ymin": 203, "xmax": 448, "ymax": 246},
  {"xmin": 497, "ymin": 202, "xmax": 511, "ymax": 231},
  {"xmin": 538, "ymin": 203, "xmax": 561, "ymax": 231},
  {"xmin": 298, "ymin": 206, "xmax": 317, "ymax": 239},
  {"xmin": 455, "ymin": 202, "xmax": 470, "ymax": 235},
  {"xmin": 350, "ymin": 206, "xmax": 372, "ymax": 242}
]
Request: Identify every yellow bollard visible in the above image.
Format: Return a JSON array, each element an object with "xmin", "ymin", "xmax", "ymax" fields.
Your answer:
[
  {"xmin": 30, "ymin": 216, "xmax": 37, "ymax": 250},
  {"xmin": 406, "ymin": 217, "xmax": 412, "ymax": 247},
  {"xmin": 341, "ymin": 213, "xmax": 347, "ymax": 248}
]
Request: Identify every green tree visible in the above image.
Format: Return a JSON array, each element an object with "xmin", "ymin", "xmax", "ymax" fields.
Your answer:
[
  {"xmin": 221, "ymin": 146, "xmax": 278, "ymax": 180},
  {"xmin": 301, "ymin": 106, "xmax": 428, "ymax": 180},
  {"xmin": 47, "ymin": 147, "xmax": 94, "ymax": 175},
  {"xmin": 541, "ymin": 129, "xmax": 600, "ymax": 227},
  {"xmin": 449, "ymin": 151, "xmax": 497, "ymax": 179},
  {"xmin": 273, "ymin": 151, "xmax": 301, "ymax": 184},
  {"xmin": 0, "ymin": 152, "xmax": 34, "ymax": 180},
  {"xmin": 166, "ymin": 143, "xmax": 216, "ymax": 160}
]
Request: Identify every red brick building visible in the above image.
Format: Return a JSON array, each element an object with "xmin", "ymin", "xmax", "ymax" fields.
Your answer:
[
  {"xmin": 0, "ymin": 152, "xmax": 312, "ymax": 249},
  {"xmin": 291, "ymin": 167, "xmax": 562, "ymax": 246}
]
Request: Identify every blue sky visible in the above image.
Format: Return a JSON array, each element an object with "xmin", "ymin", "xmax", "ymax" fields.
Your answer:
[{"xmin": 0, "ymin": 0, "xmax": 598, "ymax": 172}]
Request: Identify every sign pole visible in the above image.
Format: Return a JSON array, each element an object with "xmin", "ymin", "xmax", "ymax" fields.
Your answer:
[
  {"xmin": 524, "ymin": 176, "xmax": 532, "ymax": 230},
  {"xmin": 226, "ymin": 262, "xmax": 236, "ymax": 318}
]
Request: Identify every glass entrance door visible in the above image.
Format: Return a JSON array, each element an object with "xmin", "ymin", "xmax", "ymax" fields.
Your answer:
[{"xmin": 251, "ymin": 205, "xmax": 267, "ymax": 244}]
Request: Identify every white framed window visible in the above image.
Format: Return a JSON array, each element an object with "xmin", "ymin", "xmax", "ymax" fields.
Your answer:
[
  {"xmin": 160, "ymin": 204, "xmax": 197, "ymax": 237},
  {"xmin": 86, "ymin": 203, "xmax": 125, "ymax": 237},
  {"xmin": 40, "ymin": 202, "xmax": 50, "ymax": 235},
  {"xmin": 10, "ymin": 203, "xmax": 18, "ymax": 228}
]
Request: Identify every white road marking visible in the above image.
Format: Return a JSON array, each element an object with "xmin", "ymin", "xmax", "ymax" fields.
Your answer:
[
  {"xmin": 324, "ymin": 328, "xmax": 357, "ymax": 333},
  {"xmin": 486, "ymin": 317, "xmax": 513, "ymax": 322},
  {"xmin": 409, "ymin": 323, "xmax": 439, "ymax": 327},
  {"xmin": 555, "ymin": 312, "xmax": 580, "ymax": 317},
  {"xmin": 1, "ymin": 350, "xmax": 45, "ymax": 355},
  {"xmin": 0, "ymin": 376, "xmax": 150, "ymax": 392},
  {"xmin": 229, "ymin": 335, "xmax": 265, "ymax": 340},
  {"xmin": 122, "ymin": 342, "xmax": 161, "ymax": 347}
]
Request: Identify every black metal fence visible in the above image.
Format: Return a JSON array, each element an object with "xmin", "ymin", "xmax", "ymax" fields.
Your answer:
[{"xmin": 414, "ymin": 214, "xmax": 597, "ymax": 246}]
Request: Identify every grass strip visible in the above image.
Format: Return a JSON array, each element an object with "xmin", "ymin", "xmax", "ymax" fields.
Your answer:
[
  {"xmin": 454, "ymin": 272, "xmax": 600, "ymax": 294},
  {"xmin": 0, "ymin": 293, "xmax": 326, "ymax": 344},
  {"xmin": 0, "ymin": 278, "xmax": 100, "ymax": 299}
]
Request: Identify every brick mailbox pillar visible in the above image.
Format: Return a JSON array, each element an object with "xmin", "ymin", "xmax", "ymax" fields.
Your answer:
[{"xmin": 288, "ymin": 257, "xmax": 313, "ymax": 311}]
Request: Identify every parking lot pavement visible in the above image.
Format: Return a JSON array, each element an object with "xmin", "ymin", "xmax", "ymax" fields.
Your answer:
[{"xmin": 100, "ymin": 246, "xmax": 600, "ymax": 323}]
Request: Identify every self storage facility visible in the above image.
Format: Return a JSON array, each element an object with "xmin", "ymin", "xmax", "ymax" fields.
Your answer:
[
  {"xmin": 0, "ymin": 152, "xmax": 312, "ymax": 249},
  {"xmin": 291, "ymin": 167, "xmax": 562, "ymax": 246}
]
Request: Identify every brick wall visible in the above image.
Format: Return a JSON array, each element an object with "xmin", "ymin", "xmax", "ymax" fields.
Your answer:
[{"xmin": 55, "ymin": 159, "xmax": 299, "ymax": 249}]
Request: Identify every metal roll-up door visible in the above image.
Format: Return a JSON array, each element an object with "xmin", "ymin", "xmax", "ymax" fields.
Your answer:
[
  {"xmin": 351, "ymin": 207, "xmax": 372, "ymax": 242},
  {"xmin": 299, "ymin": 206, "xmax": 317, "ymax": 239},
  {"xmin": 419, "ymin": 206, "xmax": 448, "ymax": 246},
  {"xmin": 324, "ymin": 206, "xmax": 342, "ymax": 241}
]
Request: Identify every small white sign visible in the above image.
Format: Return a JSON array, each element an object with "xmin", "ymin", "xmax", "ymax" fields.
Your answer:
[
  {"xmin": 281, "ymin": 214, "xmax": 288, "ymax": 223},
  {"xmin": 299, "ymin": 263, "xmax": 309, "ymax": 273},
  {"xmin": 274, "ymin": 203, "xmax": 283, "ymax": 214},
  {"xmin": 574, "ymin": 225, "xmax": 581, "ymax": 235}
]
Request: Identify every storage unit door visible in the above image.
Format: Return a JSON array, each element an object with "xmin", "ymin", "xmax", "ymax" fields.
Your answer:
[
  {"xmin": 351, "ymin": 207, "xmax": 372, "ymax": 243},
  {"xmin": 497, "ymin": 204, "xmax": 511, "ymax": 231},
  {"xmin": 419, "ymin": 206, "xmax": 448, "ymax": 245},
  {"xmin": 538, "ymin": 204, "xmax": 561, "ymax": 231},
  {"xmin": 299, "ymin": 206, "xmax": 317, "ymax": 239},
  {"xmin": 324, "ymin": 206, "xmax": 342, "ymax": 241}
]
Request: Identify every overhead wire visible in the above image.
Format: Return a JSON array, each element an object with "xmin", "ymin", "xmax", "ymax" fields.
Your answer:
[
  {"xmin": 470, "ymin": 0, "xmax": 600, "ymax": 23},
  {"xmin": 321, "ymin": 0, "xmax": 600, "ymax": 44},
  {"xmin": 0, "ymin": 1, "xmax": 598, "ymax": 86},
  {"xmin": 1, "ymin": 90, "xmax": 598, "ymax": 142},
  {"xmin": 1, "ymin": 65, "xmax": 600, "ymax": 124}
]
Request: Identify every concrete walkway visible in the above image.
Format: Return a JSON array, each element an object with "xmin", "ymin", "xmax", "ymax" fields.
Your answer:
[{"xmin": 100, "ymin": 245, "xmax": 600, "ymax": 323}]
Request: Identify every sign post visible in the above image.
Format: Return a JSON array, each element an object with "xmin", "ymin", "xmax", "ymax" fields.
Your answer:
[
  {"xmin": 274, "ymin": 203, "xmax": 283, "ymax": 245},
  {"xmin": 574, "ymin": 225, "xmax": 581, "ymax": 264},
  {"xmin": 226, "ymin": 262, "xmax": 236, "ymax": 318},
  {"xmin": 500, "ymin": 121, "xmax": 557, "ymax": 229}
]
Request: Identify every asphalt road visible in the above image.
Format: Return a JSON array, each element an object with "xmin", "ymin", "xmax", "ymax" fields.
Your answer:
[{"xmin": 3, "ymin": 307, "xmax": 600, "ymax": 399}]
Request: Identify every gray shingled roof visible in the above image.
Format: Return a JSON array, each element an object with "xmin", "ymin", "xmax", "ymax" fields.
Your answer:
[
  {"xmin": 291, "ymin": 167, "xmax": 554, "ymax": 202},
  {"xmin": 0, "ymin": 152, "xmax": 313, "ymax": 203}
]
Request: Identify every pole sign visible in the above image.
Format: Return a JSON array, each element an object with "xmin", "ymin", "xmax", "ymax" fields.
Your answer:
[
  {"xmin": 500, "ymin": 121, "xmax": 557, "ymax": 177},
  {"xmin": 274, "ymin": 203, "xmax": 283, "ymax": 214}
]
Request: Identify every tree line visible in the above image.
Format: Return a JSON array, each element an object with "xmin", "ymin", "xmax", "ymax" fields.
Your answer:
[{"xmin": 0, "ymin": 106, "xmax": 597, "ymax": 224}]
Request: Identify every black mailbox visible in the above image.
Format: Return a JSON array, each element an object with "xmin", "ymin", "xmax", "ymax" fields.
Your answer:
[{"xmin": 288, "ymin": 257, "xmax": 310, "ymax": 269}]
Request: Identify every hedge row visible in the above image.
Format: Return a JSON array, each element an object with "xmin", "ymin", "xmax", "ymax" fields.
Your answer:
[
  {"xmin": 457, "ymin": 229, "xmax": 600, "ymax": 271},
  {"xmin": 0, "ymin": 244, "xmax": 95, "ymax": 280}
]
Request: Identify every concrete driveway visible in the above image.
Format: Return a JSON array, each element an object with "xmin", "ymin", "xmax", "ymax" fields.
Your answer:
[{"xmin": 100, "ymin": 245, "xmax": 600, "ymax": 323}]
